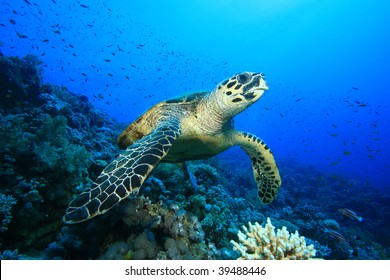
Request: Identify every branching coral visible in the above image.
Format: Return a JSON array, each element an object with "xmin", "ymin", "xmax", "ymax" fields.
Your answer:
[
  {"xmin": 189, "ymin": 163, "xmax": 219, "ymax": 185},
  {"xmin": 33, "ymin": 115, "xmax": 90, "ymax": 180},
  {"xmin": 0, "ymin": 193, "xmax": 17, "ymax": 232},
  {"xmin": 230, "ymin": 218, "xmax": 316, "ymax": 260}
]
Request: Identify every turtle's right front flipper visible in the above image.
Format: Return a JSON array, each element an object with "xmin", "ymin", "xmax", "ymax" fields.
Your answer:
[{"xmin": 63, "ymin": 119, "xmax": 181, "ymax": 224}]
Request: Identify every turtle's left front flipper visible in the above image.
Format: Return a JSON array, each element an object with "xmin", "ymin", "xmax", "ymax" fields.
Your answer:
[
  {"xmin": 231, "ymin": 131, "xmax": 281, "ymax": 204},
  {"xmin": 63, "ymin": 118, "xmax": 181, "ymax": 224}
]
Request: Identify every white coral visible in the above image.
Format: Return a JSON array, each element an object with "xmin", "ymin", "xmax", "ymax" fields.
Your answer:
[{"xmin": 230, "ymin": 218, "xmax": 316, "ymax": 260}]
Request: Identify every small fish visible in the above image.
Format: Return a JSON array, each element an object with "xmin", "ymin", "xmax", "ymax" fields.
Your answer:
[
  {"xmin": 80, "ymin": 4, "xmax": 89, "ymax": 9},
  {"xmin": 295, "ymin": 98, "xmax": 301, "ymax": 102},
  {"xmin": 352, "ymin": 87, "xmax": 358, "ymax": 90},
  {"xmin": 16, "ymin": 32, "xmax": 28, "ymax": 38},
  {"xmin": 330, "ymin": 134, "xmax": 338, "ymax": 137},
  {"xmin": 338, "ymin": 208, "xmax": 363, "ymax": 222},
  {"xmin": 9, "ymin": 19, "xmax": 16, "ymax": 24},
  {"xmin": 104, "ymin": 59, "xmax": 111, "ymax": 62},
  {"xmin": 325, "ymin": 228, "xmax": 348, "ymax": 242},
  {"xmin": 343, "ymin": 151, "xmax": 351, "ymax": 156}
]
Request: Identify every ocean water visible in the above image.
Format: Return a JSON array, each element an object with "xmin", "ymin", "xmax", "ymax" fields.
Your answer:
[{"xmin": 0, "ymin": 0, "xmax": 389, "ymax": 260}]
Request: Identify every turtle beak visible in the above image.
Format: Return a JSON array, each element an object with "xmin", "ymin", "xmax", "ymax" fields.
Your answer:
[
  {"xmin": 257, "ymin": 75, "xmax": 269, "ymax": 91},
  {"xmin": 244, "ymin": 78, "xmax": 268, "ymax": 101},
  {"xmin": 260, "ymin": 78, "xmax": 269, "ymax": 90}
]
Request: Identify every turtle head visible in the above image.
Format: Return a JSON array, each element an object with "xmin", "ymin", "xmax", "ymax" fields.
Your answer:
[{"xmin": 214, "ymin": 72, "xmax": 268, "ymax": 116}]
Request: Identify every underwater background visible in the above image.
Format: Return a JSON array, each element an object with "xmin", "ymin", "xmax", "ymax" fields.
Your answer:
[{"xmin": 0, "ymin": 0, "xmax": 389, "ymax": 259}]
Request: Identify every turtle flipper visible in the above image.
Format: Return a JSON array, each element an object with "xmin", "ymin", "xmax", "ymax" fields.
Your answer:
[
  {"xmin": 177, "ymin": 162, "xmax": 198, "ymax": 191},
  {"xmin": 232, "ymin": 131, "xmax": 281, "ymax": 204},
  {"xmin": 63, "ymin": 119, "xmax": 181, "ymax": 224}
]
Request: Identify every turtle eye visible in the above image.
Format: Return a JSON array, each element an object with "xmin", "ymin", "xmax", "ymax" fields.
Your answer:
[
  {"xmin": 220, "ymin": 79, "xmax": 229, "ymax": 86},
  {"xmin": 237, "ymin": 73, "xmax": 250, "ymax": 84}
]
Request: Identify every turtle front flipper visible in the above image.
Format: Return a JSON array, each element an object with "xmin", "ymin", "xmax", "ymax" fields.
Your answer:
[
  {"xmin": 63, "ymin": 119, "xmax": 181, "ymax": 224},
  {"xmin": 231, "ymin": 131, "xmax": 281, "ymax": 204}
]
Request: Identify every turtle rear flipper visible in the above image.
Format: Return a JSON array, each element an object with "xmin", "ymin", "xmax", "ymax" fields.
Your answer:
[
  {"xmin": 177, "ymin": 162, "xmax": 198, "ymax": 191},
  {"xmin": 232, "ymin": 131, "xmax": 281, "ymax": 204},
  {"xmin": 63, "ymin": 119, "xmax": 181, "ymax": 224}
]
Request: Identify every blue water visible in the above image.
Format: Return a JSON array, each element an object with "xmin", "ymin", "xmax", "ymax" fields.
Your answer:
[{"xmin": 0, "ymin": 0, "xmax": 389, "ymax": 259}]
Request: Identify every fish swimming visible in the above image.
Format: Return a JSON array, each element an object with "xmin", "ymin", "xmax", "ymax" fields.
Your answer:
[
  {"xmin": 338, "ymin": 208, "xmax": 363, "ymax": 222},
  {"xmin": 325, "ymin": 228, "xmax": 348, "ymax": 242}
]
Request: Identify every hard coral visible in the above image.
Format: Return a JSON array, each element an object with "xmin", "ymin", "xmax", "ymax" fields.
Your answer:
[
  {"xmin": 230, "ymin": 217, "xmax": 316, "ymax": 260},
  {"xmin": 115, "ymin": 196, "xmax": 209, "ymax": 260},
  {"xmin": 0, "ymin": 193, "xmax": 17, "ymax": 232}
]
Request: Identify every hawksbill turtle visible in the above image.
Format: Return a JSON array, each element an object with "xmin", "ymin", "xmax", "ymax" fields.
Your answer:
[{"xmin": 63, "ymin": 72, "xmax": 282, "ymax": 223}]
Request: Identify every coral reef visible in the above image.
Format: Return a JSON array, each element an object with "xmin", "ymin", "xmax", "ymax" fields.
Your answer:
[
  {"xmin": 0, "ymin": 249, "xmax": 23, "ymax": 260},
  {"xmin": 230, "ymin": 218, "xmax": 316, "ymax": 260},
  {"xmin": 99, "ymin": 195, "xmax": 210, "ymax": 260},
  {"xmin": 0, "ymin": 194, "xmax": 17, "ymax": 232},
  {"xmin": 98, "ymin": 242, "xmax": 132, "ymax": 260},
  {"xmin": 0, "ymin": 54, "xmax": 122, "ymax": 256},
  {"xmin": 0, "ymin": 54, "xmax": 42, "ymax": 110}
]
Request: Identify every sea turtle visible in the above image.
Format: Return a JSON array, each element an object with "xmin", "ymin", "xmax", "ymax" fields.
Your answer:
[{"xmin": 63, "ymin": 72, "xmax": 282, "ymax": 224}]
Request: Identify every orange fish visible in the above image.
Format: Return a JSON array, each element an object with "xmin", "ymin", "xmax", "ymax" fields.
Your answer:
[
  {"xmin": 338, "ymin": 208, "xmax": 363, "ymax": 222},
  {"xmin": 325, "ymin": 228, "xmax": 348, "ymax": 242}
]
